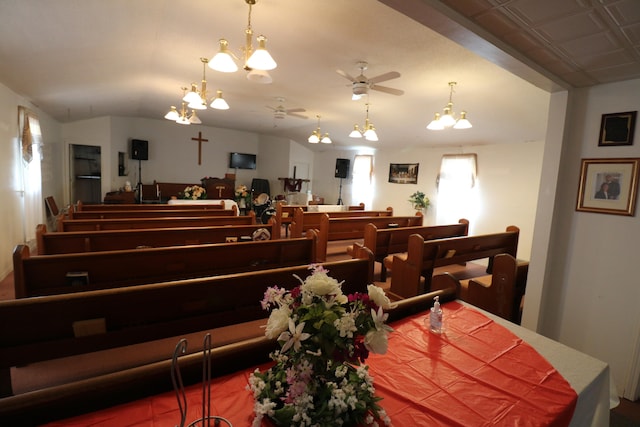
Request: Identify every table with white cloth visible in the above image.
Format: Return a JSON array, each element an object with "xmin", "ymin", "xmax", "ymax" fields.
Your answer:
[
  {"xmin": 41, "ymin": 300, "xmax": 614, "ymax": 427},
  {"xmin": 167, "ymin": 198, "xmax": 238, "ymax": 214},
  {"xmin": 306, "ymin": 204, "xmax": 347, "ymax": 212}
]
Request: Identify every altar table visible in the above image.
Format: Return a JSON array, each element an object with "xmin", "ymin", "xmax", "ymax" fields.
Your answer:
[
  {"xmin": 167, "ymin": 198, "xmax": 238, "ymax": 214},
  {"xmin": 43, "ymin": 302, "xmax": 611, "ymax": 427}
]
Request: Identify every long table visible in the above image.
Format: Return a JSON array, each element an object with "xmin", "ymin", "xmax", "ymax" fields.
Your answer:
[
  {"xmin": 41, "ymin": 301, "xmax": 612, "ymax": 427},
  {"xmin": 168, "ymin": 198, "xmax": 238, "ymax": 214}
]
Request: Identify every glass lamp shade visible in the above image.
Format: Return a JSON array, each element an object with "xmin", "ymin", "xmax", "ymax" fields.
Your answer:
[
  {"xmin": 176, "ymin": 115, "xmax": 191, "ymax": 125},
  {"xmin": 188, "ymin": 110, "xmax": 202, "ymax": 124},
  {"xmin": 164, "ymin": 106, "xmax": 180, "ymax": 121},
  {"xmin": 321, "ymin": 134, "xmax": 332, "ymax": 144},
  {"xmin": 183, "ymin": 84, "xmax": 202, "ymax": 104},
  {"xmin": 188, "ymin": 99, "xmax": 207, "ymax": 110},
  {"xmin": 453, "ymin": 111, "xmax": 472, "ymax": 129},
  {"xmin": 246, "ymin": 35, "xmax": 277, "ymax": 70},
  {"xmin": 246, "ymin": 68, "xmax": 273, "ymax": 84},
  {"xmin": 427, "ymin": 113, "xmax": 444, "ymax": 130},
  {"xmin": 363, "ymin": 127, "xmax": 378, "ymax": 141},
  {"xmin": 211, "ymin": 90, "xmax": 230, "ymax": 110},
  {"xmin": 440, "ymin": 105, "xmax": 456, "ymax": 127},
  {"xmin": 209, "ymin": 39, "xmax": 238, "ymax": 72},
  {"xmin": 349, "ymin": 125, "xmax": 362, "ymax": 138},
  {"xmin": 308, "ymin": 131, "xmax": 320, "ymax": 143}
]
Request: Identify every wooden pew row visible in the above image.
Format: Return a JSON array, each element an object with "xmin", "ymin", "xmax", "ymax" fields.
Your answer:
[
  {"xmin": 315, "ymin": 213, "xmax": 425, "ymax": 262},
  {"xmin": 66, "ymin": 208, "xmax": 236, "ymax": 220},
  {"xmin": 75, "ymin": 201, "xmax": 225, "ymax": 211},
  {"xmin": 430, "ymin": 253, "xmax": 529, "ymax": 324},
  {"xmin": 57, "ymin": 212, "xmax": 256, "ymax": 231},
  {"xmin": 35, "ymin": 223, "xmax": 276, "ymax": 255},
  {"xmin": 351, "ymin": 219, "xmax": 470, "ymax": 280},
  {"xmin": 289, "ymin": 207, "xmax": 394, "ymax": 238},
  {"xmin": 13, "ymin": 232, "xmax": 319, "ymax": 298},
  {"xmin": 388, "ymin": 226, "xmax": 520, "ymax": 300},
  {"xmin": 1, "ymin": 254, "xmax": 413, "ymax": 424}
]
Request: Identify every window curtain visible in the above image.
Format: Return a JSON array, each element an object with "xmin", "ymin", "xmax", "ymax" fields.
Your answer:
[
  {"xmin": 18, "ymin": 106, "xmax": 43, "ymax": 243},
  {"xmin": 436, "ymin": 153, "xmax": 479, "ymax": 226},
  {"xmin": 351, "ymin": 155, "xmax": 374, "ymax": 208}
]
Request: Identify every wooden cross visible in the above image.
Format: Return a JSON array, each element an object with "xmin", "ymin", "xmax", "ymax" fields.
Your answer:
[{"xmin": 190, "ymin": 131, "xmax": 208, "ymax": 165}]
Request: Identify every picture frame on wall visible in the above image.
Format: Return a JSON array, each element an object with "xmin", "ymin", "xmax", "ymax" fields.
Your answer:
[
  {"xmin": 598, "ymin": 111, "xmax": 637, "ymax": 146},
  {"xmin": 576, "ymin": 158, "xmax": 640, "ymax": 216},
  {"xmin": 388, "ymin": 163, "xmax": 419, "ymax": 184}
]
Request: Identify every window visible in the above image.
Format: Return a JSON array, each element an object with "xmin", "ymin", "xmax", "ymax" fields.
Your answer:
[
  {"xmin": 18, "ymin": 106, "xmax": 43, "ymax": 243},
  {"xmin": 436, "ymin": 154, "xmax": 479, "ymax": 225},
  {"xmin": 351, "ymin": 155, "xmax": 374, "ymax": 208}
]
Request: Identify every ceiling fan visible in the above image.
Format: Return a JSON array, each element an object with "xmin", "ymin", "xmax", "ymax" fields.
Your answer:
[
  {"xmin": 266, "ymin": 98, "xmax": 307, "ymax": 120},
  {"xmin": 336, "ymin": 61, "xmax": 404, "ymax": 100}
]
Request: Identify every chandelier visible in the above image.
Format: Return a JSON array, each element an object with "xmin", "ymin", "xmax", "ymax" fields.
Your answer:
[
  {"xmin": 426, "ymin": 82, "xmax": 472, "ymax": 130},
  {"xmin": 208, "ymin": 0, "xmax": 276, "ymax": 83},
  {"xmin": 164, "ymin": 87, "xmax": 202, "ymax": 125},
  {"xmin": 349, "ymin": 103, "xmax": 379, "ymax": 141},
  {"xmin": 308, "ymin": 115, "xmax": 332, "ymax": 144},
  {"xmin": 183, "ymin": 58, "xmax": 229, "ymax": 111}
]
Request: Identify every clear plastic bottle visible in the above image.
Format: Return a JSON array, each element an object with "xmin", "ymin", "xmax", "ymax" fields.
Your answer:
[{"xmin": 429, "ymin": 295, "xmax": 443, "ymax": 334}]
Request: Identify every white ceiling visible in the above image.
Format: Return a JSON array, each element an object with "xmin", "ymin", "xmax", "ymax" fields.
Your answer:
[{"xmin": 0, "ymin": 0, "xmax": 638, "ymax": 152}]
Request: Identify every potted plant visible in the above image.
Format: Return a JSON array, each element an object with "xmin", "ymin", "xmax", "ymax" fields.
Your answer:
[{"xmin": 408, "ymin": 191, "xmax": 430, "ymax": 212}]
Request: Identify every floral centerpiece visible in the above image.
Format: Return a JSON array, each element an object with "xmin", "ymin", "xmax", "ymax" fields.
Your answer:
[
  {"xmin": 235, "ymin": 184, "xmax": 251, "ymax": 207},
  {"xmin": 247, "ymin": 265, "xmax": 394, "ymax": 427},
  {"xmin": 408, "ymin": 191, "xmax": 430, "ymax": 211},
  {"xmin": 180, "ymin": 185, "xmax": 207, "ymax": 200}
]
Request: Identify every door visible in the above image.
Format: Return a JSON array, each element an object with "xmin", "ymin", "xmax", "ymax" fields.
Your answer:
[{"xmin": 70, "ymin": 144, "xmax": 102, "ymax": 204}]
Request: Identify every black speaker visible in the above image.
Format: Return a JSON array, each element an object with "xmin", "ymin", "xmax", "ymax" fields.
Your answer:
[
  {"xmin": 335, "ymin": 158, "xmax": 350, "ymax": 179},
  {"xmin": 131, "ymin": 139, "xmax": 148, "ymax": 160}
]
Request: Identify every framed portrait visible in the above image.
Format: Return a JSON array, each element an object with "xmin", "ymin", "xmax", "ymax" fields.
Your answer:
[
  {"xmin": 388, "ymin": 163, "xmax": 419, "ymax": 184},
  {"xmin": 576, "ymin": 158, "xmax": 640, "ymax": 216},
  {"xmin": 598, "ymin": 111, "xmax": 637, "ymax": 146}
]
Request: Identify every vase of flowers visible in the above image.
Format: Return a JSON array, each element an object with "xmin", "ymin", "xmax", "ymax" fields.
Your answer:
[
  {"xmin": 235, "ymin": 184, "xmax": 251, "ymax": 208},
  {"xmin": 181, "ymin": 185, "xmax": 207, "ymax": 200},
  {"xmin": 408, "ymin": 191, "xmax": 430, "ymax": 212},
  {"xmin": 247, "ymin": 265, "xmax": 394, "ymax": 427}
]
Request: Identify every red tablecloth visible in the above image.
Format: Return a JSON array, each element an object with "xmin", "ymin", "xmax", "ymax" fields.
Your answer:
[{"xmin": 43, "ymin": 302, "xmax": 577, "ymax": 427}]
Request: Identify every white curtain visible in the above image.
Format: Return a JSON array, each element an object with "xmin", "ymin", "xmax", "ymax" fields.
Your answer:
[
  {"xmin": 351, "ymin": 155, "xmax": 374, "ymax": 208},
  {"xmin": 435, "ymin": 154, "xmax": 479, "ymax": 226},
  {"xmin": 18, "ymin": 107, "xmax": 43, "ymax": 243}
]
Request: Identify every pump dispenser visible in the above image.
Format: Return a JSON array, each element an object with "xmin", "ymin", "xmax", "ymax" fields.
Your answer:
[{"xmin": 429, "ymin": 296, "xmax": 443, "ymax": 334}]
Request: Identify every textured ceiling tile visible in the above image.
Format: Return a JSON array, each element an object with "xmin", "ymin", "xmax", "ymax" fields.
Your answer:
[
  {"xmin": 544, "ymin": 59, "xmax": 580, "ymax": 75},
  {"xmin": 475, "ymin": 10, "xmax": 522, "ymax": 36},
  {"xmin": 620, "ymin": 22, "xmax": 640, "ymax": 45},
  {"xmin": 502, "ymin": 30, "xmax": 545, "ymax": 52},
  {"xmin": 557, "ymin": 70, "xmax": 598, "ymax": 87},
  {"xmin": 576, "ymin": 49, "xmax": 634, "ymax": 69},
  {"xmin": 505, "ymin": 0, "xmax": 588, "ymax": 25},
  {"xmin": 560, "ymin": 31, "xmax": 621, "ymax": 57},
  {"xmin": 442, "ymin": 0, "xmax": 494, "ymax": 17},
  {"xmin": 526, "ymin": 47, "xmax": 567, "ymax": 65},
  {"xmin": 536, "ymin": 12, "xmax": 607, "ymax": 42},
  {"xmin": 589, "ymin": 62, "xmax": 640, "ymax": 82},
  {"xmin": 604, "ymin": 0, "xmax": 640, "ymax": 26}
]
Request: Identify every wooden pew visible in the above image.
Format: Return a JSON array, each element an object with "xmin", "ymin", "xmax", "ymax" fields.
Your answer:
[
  {"xmin": 388, "ymin": 226, "xmax": 519, "ymax": 300},
  {"xmin": 13, "ymin": 232, "xmax": 319, "ymax": 298},
  {"xmin": 66, "ymin": 208, "xmax": 236, "ymax": 220},
  {"xmin": 272, "ymin": 202, "xmax": 307, "ymax": 237},
  {"xmin": 75, "ymin": 201, "xmax": 224, "ymax": 211},
  {"xmin": 290, "ymin": 207, "xmax": 394, "ymax": 238},
  {"xmin": 351, "ymin": 219, "xmax": 470, "ymax": 280},
  {"xmin": 0, "ymin": 254, "xmax": 380, "ymax": 423},
  {"xmin": 57, "ymin": 212, "xmax": 256, "ymax": 231},
  {"xmin": 315, "ymin": 213, "xmax": 424, "ymax": 262},
  {"xmin": 35, "ymin": 223, "xmax": 276, "ymax": 255},
  {"xmin": 430, "ymin": 254, "xmax": 529, "ymax": 324}
]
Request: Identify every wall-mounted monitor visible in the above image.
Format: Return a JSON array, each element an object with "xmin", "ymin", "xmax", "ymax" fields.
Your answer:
[{"xmin": 229, "ymin": 152, "xmax": 257, "ymax": 170}]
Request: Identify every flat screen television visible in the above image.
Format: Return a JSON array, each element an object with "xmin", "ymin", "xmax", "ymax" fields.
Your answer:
[{"xmin": 229, "ymin": 152, "xmax": 257, "ymax": 170}]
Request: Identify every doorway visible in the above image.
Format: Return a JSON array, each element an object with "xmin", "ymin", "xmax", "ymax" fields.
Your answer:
[{"xmin": 70, "ymin": 144, "xmax": 101, "ymax": 204}]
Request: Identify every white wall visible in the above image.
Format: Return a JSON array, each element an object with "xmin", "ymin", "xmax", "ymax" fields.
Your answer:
[{"xmin": 536, "ymin": 78, "xmax": 640, "ymax": 398}]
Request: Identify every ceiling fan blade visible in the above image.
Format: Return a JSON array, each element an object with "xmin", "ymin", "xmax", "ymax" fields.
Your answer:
[
  {"xmin": 266, "ymin": 106, "xmax": 277, "ymax": 111},
  {"xmin": 371, "ymin": 84, "xmax": 404, "ymax": 96},
  {"xmin": 336, "ymin": 69, "xmax": 356, "ymax": 82},
  {"xmin": 368, "ymin": 71, "xmax": 401, "ymax": 84},
  {"xmin": 287, "ymin": 112, "xmax": 308, "ymax": 119},
  {"xmin": 285, "ymin": 108, "xmax": 306, "ymax": 114}
]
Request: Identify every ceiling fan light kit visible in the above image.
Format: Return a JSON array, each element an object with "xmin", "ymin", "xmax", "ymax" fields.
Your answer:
[
  {"xmin": 427, "ymin": 82, "xmax": 472, "ymax": 130},
  {"xmin": 337, "ymin": 61, "xmax": 404, "ymax": 101}
]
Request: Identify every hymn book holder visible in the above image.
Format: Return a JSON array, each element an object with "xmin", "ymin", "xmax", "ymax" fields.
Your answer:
[{"xmin": 171, "ymin": 334, "xmax": 232, "ymax": 427}]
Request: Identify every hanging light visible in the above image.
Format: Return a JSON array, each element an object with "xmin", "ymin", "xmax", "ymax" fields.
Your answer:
[
  {"xmin": 349, "ymin": 103, "xmax": 379, "ymax": 141},
  {"xmin": 164, "ymin": 106, "xmax": 180, "ymax": 121},
  {"xmin": 188, "ymin": 110, "xmax": 202, "ymax": 124},
  {"xmin": 209, "ymin": 0, "xmax": 276, "ymax": 81},
  {"xmin": 426, "ymin": 82, "xmax": 472, "ymax": 130},
  {"xmin": 176, "ymin": 102, "xmax": 191, "ymax": 125},
  {"xmin": 186, "ymin": 58, "xmax": 213, "ymax": 110},
  {"xmin": 308, "ymin": 115, "xmax": 331, "ymax": 144},
  {"xmin": 210, "ymin": 90, "xmax": 230, "ymax": 110}
]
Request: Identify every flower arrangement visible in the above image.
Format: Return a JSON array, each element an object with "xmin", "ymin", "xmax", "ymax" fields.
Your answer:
[
  {"xmin": 181, "ymin": 185, "xmax": 207, "ymax": 200},
  {"xmin": 408, "ymin": 191, "xmax": 430, "ymax": 211},
  {"xmin": 247, "ymin": 265, "xmax": 394, "ymax": 427},
  {"xmin": 235, "ymin": 184, "xmax": 251, "ymax": 205}
]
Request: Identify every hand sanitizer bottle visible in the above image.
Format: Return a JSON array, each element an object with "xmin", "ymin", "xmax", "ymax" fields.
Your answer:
[{"xmin": 429, "ymin": 296, "xmax": 443, "ymax": 334}]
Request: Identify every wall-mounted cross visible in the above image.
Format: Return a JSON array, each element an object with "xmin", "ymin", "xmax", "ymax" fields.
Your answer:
[{"xmin": 190, "ymin": 131, "xmax": 209, "ymax": 165}]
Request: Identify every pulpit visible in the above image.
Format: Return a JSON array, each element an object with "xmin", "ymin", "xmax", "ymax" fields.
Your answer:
[{"xmin": 201, "ymin": 176, "xmax": 235, "ymax": 200}]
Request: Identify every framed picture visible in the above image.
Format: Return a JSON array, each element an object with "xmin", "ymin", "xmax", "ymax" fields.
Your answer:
[
  {"xmin": 598, "ymin": 111, "xmax": 637, "ymax": 146},
  {"xmin": 389, "ymin": 163, "xmax": 419, "ymax": 184},
  {"xmin": 576, "ymin": 158, "xmax": 640, "ymax": 216}
]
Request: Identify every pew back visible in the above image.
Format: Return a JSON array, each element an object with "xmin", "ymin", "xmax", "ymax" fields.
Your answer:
[
  {"xmin": 57, "ymin": 213, "xmax": 255, "ymax": 231},
  {"xmin": 389, "ymin": 226, "xmax": 519, "ymax": 299},
  {"xmin": 75, "ymin": 202, "xmax": 224, "ymax": 211},
  {"xmin": 13, "ymin": 233, "xmax": 318, "ymax": 298},
  {"xmin": 290, "ymin": 207, "xmax": 394, "ymax": 238},
  {"xmin": 36, "ymin": 223, "xmax": 275, "ymax": 255},
  {"xmin": 0, "ymin": 255, "xmax": 374, "ymax": 398},
  {"xmin": 67, "ymin": 209, "xmax": 235, "ymax": 219}
]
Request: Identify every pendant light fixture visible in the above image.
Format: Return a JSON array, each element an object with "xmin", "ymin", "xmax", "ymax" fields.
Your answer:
[
  {"xmin": 426, "ymin": 82, "xmax": 472, "ymax": 130},
  {"xmin": 209, "ymin": 0, "xmax": 276, "ymax": 83},
  {"xmin": 308, "ymin": 115, "xmax": 331, "ymax": 144},
  {"xmin": 164, "ymin": 87, "xmax": 202, "ymax": 125},
  {"xmin": 184, "ymin": 58, "xmax": 230, "ymax": 111},
  {"xmin": 349, "ymin": 103, "xmax": 379, "ymax": 141}
]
